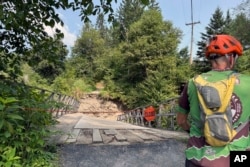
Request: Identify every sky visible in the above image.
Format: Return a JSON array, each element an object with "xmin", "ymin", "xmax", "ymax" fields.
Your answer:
[{"xmin": 46, "ymin": 0, "xmax": 243, "ymax": 58}]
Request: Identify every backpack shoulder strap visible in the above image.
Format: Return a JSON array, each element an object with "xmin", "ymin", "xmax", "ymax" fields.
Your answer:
[
  {"xmin": 221, "ymin": 74, "xmax": 236, "ymax": 111},
  {"xmin": 193, "ymin": 74, "xmax": 236, "ymax": 113}
]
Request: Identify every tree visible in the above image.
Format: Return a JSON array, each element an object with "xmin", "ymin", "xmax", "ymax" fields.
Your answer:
[
  {"xmin": 70, "ymin": 23, "xmax": 106, "ymax": 80},
  {"xmin": 95, "ymin": 13, "xmax": 108, "ymax": 39},
  {"xmin": 110, "ymin": 0, "xmax": 159, "ymax": 46},
  {"xmin": 228, "ymin": 13, "xmax": 250, "ymax": 49},
  {"xmin": 194, "ymin": 8, "xmax": 232, "ymax": 74},
  {"xmin": 176, "ymin": 47, "xmax": 192, "ymax": 79},
  {"xmin": 0, "ymin": 0, "xmax": 150, "ymax": 78},
  {"xmin": 0, "ymin": 0, "xmax": 150, "ymax": 55},
  {"xmin": 109, "ymin": 9, "xmax": 182, "ymax": 107},
  {"xmin": 1, "ymin": 1, "xmax": 62, "ymax": 54},
  {"xmin": 177, "ymin": 47, "xmax": 189, "ymax": 64},
  {"xmin": 111, "ymin": 0, "xmax": 146, "ymax": 44},
  {"xmin": 123, "ymin": 9, "xmax": 181, "ymax": 82},
  {"xmin": 227, "ymin": 12, "xmax": 250, "ymax": 74},
  {"xmin": 27, "ymin": 38, "xmax": 68, "ymax": 83},
  {"xmin": 196, "ymin": 8, "xmax": 230, "ymax": 59},
  {"xmin": 234, "ymin": 0, "xmax": 250, "ymax": 18},
  {"xmin": 147, "ymin": 0, "xmax": 160, "ymax": 10},
  {"xmin": 235, "ymin": 50, "xmax": 250, "ymax": 74}
]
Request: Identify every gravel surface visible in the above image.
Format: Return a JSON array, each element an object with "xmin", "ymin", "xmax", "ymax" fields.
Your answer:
[{"xmin": 58, "ymin": 139, "xmax": 187, "ymax": 167}]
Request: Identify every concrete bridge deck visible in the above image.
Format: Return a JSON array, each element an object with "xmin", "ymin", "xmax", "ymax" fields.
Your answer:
[
  {"xmin": 49, "ymin": 113, "xmax": 188, "ymax": 146},
  {"xmin": 49, "ymin": 113, "xmax": 189, "ymax": 167}
]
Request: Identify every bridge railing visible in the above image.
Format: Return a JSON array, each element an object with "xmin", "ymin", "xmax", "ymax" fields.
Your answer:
[
  {"xmin": 117, "ymin": 97, "xmax": 179, "ymax": 130},
  {"xmin": 2, "ymin": 79, "xmax": 80, "ymax": 118},
  {"xmin": 31, "ymin": 86, "xmax": 80, "ymax": 118}
]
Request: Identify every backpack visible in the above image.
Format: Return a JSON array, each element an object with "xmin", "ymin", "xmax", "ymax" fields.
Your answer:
[{"xmin": 193, "ymin": 74, "xmax": 237, "ymax": 146}]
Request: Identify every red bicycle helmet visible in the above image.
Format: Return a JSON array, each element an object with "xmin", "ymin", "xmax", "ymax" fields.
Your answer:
[{"xmin": 205, "ymin": 34, "xmax": 243, "ymax": 58}]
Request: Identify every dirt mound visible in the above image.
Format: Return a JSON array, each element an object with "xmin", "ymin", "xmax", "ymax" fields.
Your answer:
[{"xmin": 77, "ymin": 92, "xmax": 125, "ymax": 121}]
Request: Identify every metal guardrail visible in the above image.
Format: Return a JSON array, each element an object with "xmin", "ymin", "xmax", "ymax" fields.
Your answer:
[
  {"xmin": 1, "ymin": 80, "xmax": 80, "ymax": 118},
  {"xmin": 46, "ymin": 92, "xmax": 80, "ymax": 117},
  {"xmin": 31, "ymin": 87, "xmax": 80, "ymax": 118},
  {"xmin": 117, "ymin": 97, "xmax": 179, "ymax": 130}
]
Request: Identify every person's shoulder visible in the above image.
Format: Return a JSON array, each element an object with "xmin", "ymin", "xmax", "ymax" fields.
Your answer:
[{"xmin": 199, "ymin": 71, "xmax": 219, "ymax": 81}]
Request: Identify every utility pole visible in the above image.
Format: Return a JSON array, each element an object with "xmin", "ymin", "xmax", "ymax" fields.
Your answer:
[{"xmin": 186, "ymin": 0, "xmax": 200, "ymax": 65}]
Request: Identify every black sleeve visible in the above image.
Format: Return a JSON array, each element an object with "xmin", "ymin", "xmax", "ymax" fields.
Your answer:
[{"xmin": 178, "ymin": 83, "xmax": 190, "ymax": 111}]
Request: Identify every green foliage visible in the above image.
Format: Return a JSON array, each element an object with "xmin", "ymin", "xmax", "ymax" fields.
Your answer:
[
  {"xmin": 0, "ymin": 0, "xmax": 123, "ymax": 54},
  {"xmin": 0, "ymin": 147, "xmax": 21, "ymax": 167},
  {"xmin": 191, "ymin": 60, "xmax": 211, "ymax": 74},
  {"xmin": 0, "ymin": 0, "xmax": 133, "ymax": 79},
  {"xmin": 73, "ymin": 79, "xmax": 94, "ymax": 92},
  {"xmin": 194, "ymin": 7, "xmax": 250, "ymax": 75},
  {"xmin": 235, "ymin": 0, "xmax": 250, "ymax": 18},
  {"xmin": 0, "ymin": 1, "xmax": 64, "ymax": 54},
  {"xmin": 0, "ymin": 80, "xmax": 57, "ymax": 166},
  {"xmin": 196, "ymin": 7, "xmax": 230, "ymax": 59},
  {"xmin": 124, "ymin": 60, "xmax": 178, "ymax": 108},
  {"xmin": 52, "ymin": 77, "xmax": 95, "ymax": 97},
  {"xmin": 176, "ymin": 47, "xmax": 193, "ymax": 83},
  {"xmin": 117, "ymin": 10, "xmax": 181, "ymax": 84},
  {"xmin": 27, "ymin": 38, "xmax": 68, "ymax": 84},
  {"xmin": 194, "ymin": 7, "xmax": 233, "ymax": 73},
  {"xmin": 96, "ymin": 9, "xmax": 183, "ymax": 108},
  {"xmin": 21, "ymin": 63, "xmax": 51, "ymax": 91},
  {"xmin": 70, "ymin": 23, "xmax": 106, "ymax": 79},
  {"xmin": 0, "ymin": 52, "xmax": 23, "ymax": 79},
  {"xmin": 235, "ymin": 50, "xmax": 250, "ymax": 74},
  {"xmin": 228, "ymin": 13, "xmax": 250, "ymax": 49},
  {"xmin": 114, "ymin": 0, "xmax": 146, "ymax": 42},
  {"xmin": 51, "ymin": 62, "xmax": 95, "ymax": 96}
]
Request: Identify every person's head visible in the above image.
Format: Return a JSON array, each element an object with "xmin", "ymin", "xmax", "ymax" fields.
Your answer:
[{"xmin": 205, "ymin": 34, "xmax": 243, "ymax": 70}]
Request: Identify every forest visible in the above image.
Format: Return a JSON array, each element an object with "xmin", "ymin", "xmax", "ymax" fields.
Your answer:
[{"xmin": 1, "ymin": 0, "xmax": 250, "ymax": 166}]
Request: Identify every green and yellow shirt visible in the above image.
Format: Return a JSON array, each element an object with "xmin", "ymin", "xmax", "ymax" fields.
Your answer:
[{"xmin": 177, "ymin": 70, "xmax": 250, "ymax": 167}]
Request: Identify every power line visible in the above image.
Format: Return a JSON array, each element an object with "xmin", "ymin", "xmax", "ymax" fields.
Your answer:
[{"xmin": 186, "ymin": 0, "xmax": 200, "ymax": 65}]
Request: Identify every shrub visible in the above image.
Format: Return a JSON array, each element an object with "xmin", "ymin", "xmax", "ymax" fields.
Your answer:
[{"xmin": 0, "ymin": 80, "xmax": 57, "ymax": 166}]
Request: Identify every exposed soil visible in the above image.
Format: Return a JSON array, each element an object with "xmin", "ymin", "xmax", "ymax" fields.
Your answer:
[{"xmin": 77, "ymin": 91, "xmax": 125, "ymax": 121}]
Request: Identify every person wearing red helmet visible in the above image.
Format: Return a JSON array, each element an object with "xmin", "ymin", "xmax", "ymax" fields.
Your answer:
[{"xmin": 176, "ymin": 34, "xmax": 250, "ymax": 167}]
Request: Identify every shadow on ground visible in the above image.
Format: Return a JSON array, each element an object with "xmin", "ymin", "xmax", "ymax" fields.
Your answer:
[{"xmin": 58, "ymin": 139, "xmax": 186, "ymax": 167}]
